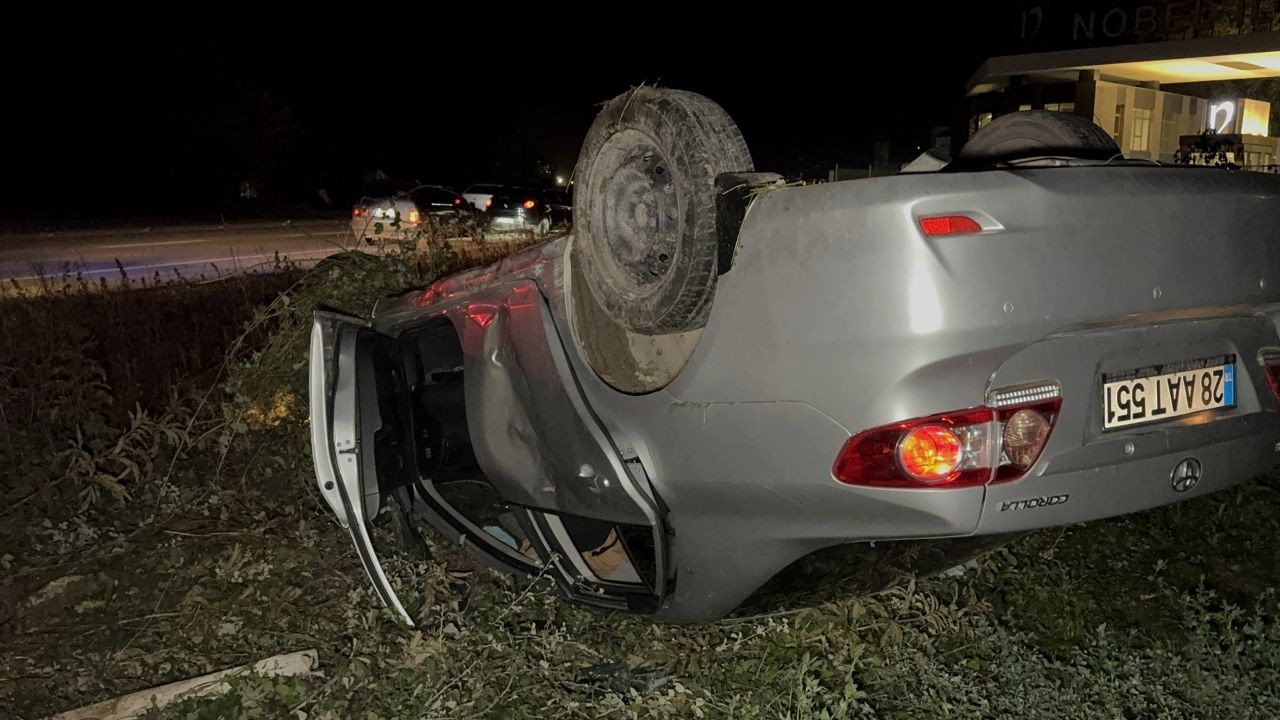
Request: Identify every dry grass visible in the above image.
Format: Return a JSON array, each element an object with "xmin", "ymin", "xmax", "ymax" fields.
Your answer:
[{"xmin": 4, "ymin": 232, "xmax": 1280, "ymax": 719}]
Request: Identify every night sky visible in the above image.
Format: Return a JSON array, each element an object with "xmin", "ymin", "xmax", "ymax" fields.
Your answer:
[{"xmin": 3, "ymin": 7, "xmax": 1010, "ymax": 220}]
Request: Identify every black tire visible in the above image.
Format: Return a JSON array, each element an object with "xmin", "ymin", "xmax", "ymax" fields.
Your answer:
[
  {"xmin": 572, "ymin": 87, "xmax": 753, "ymax": 334},
  {"xmin": 959, "ymin": 110, "xmax": 1119, "ymax": 164}
]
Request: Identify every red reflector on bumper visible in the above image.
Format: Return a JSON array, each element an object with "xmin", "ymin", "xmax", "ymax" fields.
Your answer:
[{"xmin": 919, "ymin": 215, "xmax": 982, "ymax": 236}]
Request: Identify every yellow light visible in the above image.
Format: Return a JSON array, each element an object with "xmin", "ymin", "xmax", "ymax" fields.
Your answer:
[
  {"xmin": 1235, "ymin": 52, "xmax": 1280, "ymax": 71},
  {"xmin": 1241, "ymin": 99, "xmax": 1271, "ymax": 136},
  {"xmin": 1134, "ymin": 60, "xmax": 1247, "ymax": 79}
]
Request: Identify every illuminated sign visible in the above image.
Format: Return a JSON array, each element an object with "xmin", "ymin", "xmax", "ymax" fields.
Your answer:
[
  {"xmin": 1207, "ymin": 99, "xmax": 1272, "ymax": 136},
  {"xmin": 1014, "ymin": 1, "xmax": 1277, "ymax": 51},
  {"xmin": 1209, "ymin": 101, "xmax": 1235, "ymax": 133}
]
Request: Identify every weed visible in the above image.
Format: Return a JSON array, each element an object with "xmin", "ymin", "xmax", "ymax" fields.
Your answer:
[{"xmin": 2, "ymin": 227, "xmax": 1279, "ymax": 719}]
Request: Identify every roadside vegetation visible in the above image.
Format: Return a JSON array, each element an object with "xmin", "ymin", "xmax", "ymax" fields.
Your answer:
[{"xmin": 2, "ymin": 234, "xmax": 1279, "ymax": 719}]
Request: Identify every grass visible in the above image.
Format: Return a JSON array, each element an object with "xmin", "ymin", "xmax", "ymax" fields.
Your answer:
[{"xmin": 2, "ymin": 233, "xmax": 1279, "ymax": 719}]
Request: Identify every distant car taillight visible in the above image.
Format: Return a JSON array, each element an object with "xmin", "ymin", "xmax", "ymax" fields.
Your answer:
[
  {"xmin": 522, "ymin": 199, "xmax": 537, "ymax": 210},
  {"xmin": 833, "ymin": 387, "xmax": 1061, "ymax": 489},
  {"xmin": 485, "ymin": 198, "xmax": 493, "ymax": 209},
  {"xmin": 352, "ymin": 207, "xmax": 367, "ymax": 218},
  {"xmin": 453, "ymin": 197, "xmax": 462, "ymax": 206},
  {"xmin": 919, "ymin": 215, "xmax": 982, "ymax": 237}
]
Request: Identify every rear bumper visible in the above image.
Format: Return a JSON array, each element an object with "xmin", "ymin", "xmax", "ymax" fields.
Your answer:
[
  {"xmin": 486, "ymin": 210, "xmax": 541, "ymax": 230},
  {"xmin": 350, "ymin": 219, "xmax": 416, "ymax": 241},
  {"xmin": 977, "ymin": 410, "xmax": 1280, "ymax": 534},
  {"xmin": 646, "ymin": 404, "xmax": 1278, "ymax": 622},
  {"xmin": 634, "ymin": 311, "xmax": 1280, "ymax": 621}
]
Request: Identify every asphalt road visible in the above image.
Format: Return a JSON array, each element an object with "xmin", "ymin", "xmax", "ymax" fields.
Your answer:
[{"xmin": 0, "ymin": 217, "xmax": 356, "ymax": 286}]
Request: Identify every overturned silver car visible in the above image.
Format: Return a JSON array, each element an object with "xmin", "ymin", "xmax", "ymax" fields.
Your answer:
[{"xmin": 310, "ymin": 88, "xmax": 1280, "ymax": 623}]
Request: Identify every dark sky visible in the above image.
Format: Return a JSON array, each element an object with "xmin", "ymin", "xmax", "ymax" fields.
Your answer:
[{"xmin": 2, "ymin": 6, "xmax": 1013, "ymax": 219}]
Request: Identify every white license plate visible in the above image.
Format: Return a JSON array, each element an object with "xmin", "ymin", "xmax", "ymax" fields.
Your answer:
[{"xmin": 1102, "ymin": 355, "xmax": 1236, "ymax": 430}]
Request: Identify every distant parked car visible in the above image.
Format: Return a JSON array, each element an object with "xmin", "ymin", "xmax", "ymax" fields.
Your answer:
[
  {"xmin": 482, "ymin": 186, "xmax": 570, "ymax": 236},
  {"xmin": 351, "ymin": 185, "xmax": 473, "ymax": 244},
  {"xmin": 461, "ymin": 183, "xmax": 504, "ymax": 211}
]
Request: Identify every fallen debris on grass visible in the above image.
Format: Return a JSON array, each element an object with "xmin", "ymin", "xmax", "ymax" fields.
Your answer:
[{"xmin": 46, "ymin": 649, "xmax": 319, "ymax": 720}]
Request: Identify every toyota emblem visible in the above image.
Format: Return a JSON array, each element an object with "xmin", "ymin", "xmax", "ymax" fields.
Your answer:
[{"xmin": 1170, "ymin": 458, "xmax": 1202, "ymax": 493}]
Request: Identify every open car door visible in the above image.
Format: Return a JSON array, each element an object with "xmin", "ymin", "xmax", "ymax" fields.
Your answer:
[
  {"xmin": 309, "ymin": 311, "xmax": 417, "ymax": 624},
  {"xmin": 310, "ymin": 287, "xmax": 671, "ymax": 622}
]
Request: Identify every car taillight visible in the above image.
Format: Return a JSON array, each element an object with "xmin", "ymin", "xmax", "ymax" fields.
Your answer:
[
  {"xmin": 1254, "ymin": 350, "xmax": 1280, "ymax": 408},
  {"xmin": 993, "ymin": 398, "xmax": 1061, "ymax": 482},
  {"xmin": 833, "ymin": 407, "xmax": 994, "ymax": 488},
  {"xmin": 522, "ymin": 199, "xmax": 536, "ymax": 209},
  {"xmin": 485, "ymin": 198, "xmax": 493, "ymax": 209},
  {"xmin": 899, "ymin": 425, "xmax": 965, "ymax": 481},
  {"xmin": 1263, "ymin": 365, "xmax": 1280, "ymax": 407},
  {"xmin": 453, "ymin": 197, "xmax": 462, "ymax": 205},
  {"xmin": 353, "ymin": 207, "xmax": 367, "ymax": 218},
  {"xmin": 408, "ymin": 209, "xmax": 420, "ymax": 224},
  {"xmin": 833, "ymin": 386, "xmax": 1061, "ymax": 489},
  {"xmin": 919, "ymin": 215, "xmax": 982, "ymax": 237}
]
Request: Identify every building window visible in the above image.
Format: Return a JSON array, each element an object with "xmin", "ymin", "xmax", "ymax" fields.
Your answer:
[
  {"xmin": 1044, "ymin": 102, "xmax": 1075, "ymax": 113},
  {"xmin": 1114, "ymin": 103, "xmax": 1125, "ymax": 140},
  {"xmin": 1132, "ymin": 108, "xmax": 1152, "ymax": 152},
  {"xmin": 1161, "ymin": 116, "xmax": 1178, "ymax": 155}
]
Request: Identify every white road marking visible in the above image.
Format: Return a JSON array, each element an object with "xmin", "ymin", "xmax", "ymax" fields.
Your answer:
[
  {"xmin": 8, "ymin": 249, "xmax": 342, "ymax": 281},
  {"xmin": 96, "ymin": 231, "xmax": 334, "ymax": 249},
  {"xmin": 100, "ymin": 238, "xmax": 209, "ymax": 249}
]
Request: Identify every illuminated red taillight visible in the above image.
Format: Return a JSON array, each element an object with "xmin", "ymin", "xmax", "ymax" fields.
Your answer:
[
  {"xmin": 453, "ymin": 197, "xmax": 462, "ymax": 205},
  {"xmin": 1263, "ymin": 365, "xmax": 1280, "ymax": 407},
  {"xmin": 833, "ymin": 394, "xmax": 1061, "ymax": 489},
  {"xmin": 919, "ymin": 215, "xmax": 982, "ymax": 237},
  {"xmin": 522, "ymin": 199, "xmax": 536, "ymax": 209},
  {"xmin": 353, "ymin": 207, "xmax": 367, "ymax": 218},
  {"xmin": 899, "ymin": 425, "xmax": 964, "ymax": 481},
  {"xmin": 834, "ymin": 407, "xmax": 992, "ymax": 488}
]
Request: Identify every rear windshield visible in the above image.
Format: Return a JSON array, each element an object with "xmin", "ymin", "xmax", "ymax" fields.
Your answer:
[
  {"xmin": 412, "ymin": 186, "xmax": 460, "ymax": 206},
  {"xmin": 490, "ymin": 186, "xmax": 539, "ymax": 202},
  {"xmin": 361, "ymin": 180, "xmax": 417, "ymax": 198}
]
